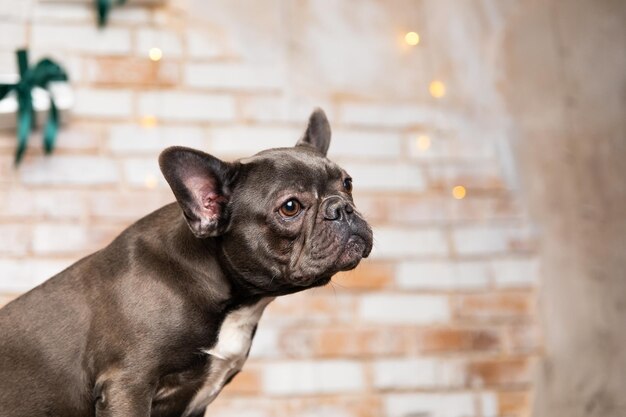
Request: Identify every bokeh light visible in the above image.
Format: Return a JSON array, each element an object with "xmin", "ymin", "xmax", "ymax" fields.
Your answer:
[
  {"xmin": 149, "ymin": 47, "xmax": 163, "ymax": 62},
  {"xmin": 429, "ymin": 80, "xmax": 446, "ymax": 98},
  {"xmin": 404, "ymin": 31, "xmax": 420, "ymax": 46},
  {"xmin": 140, "ymin": 115, "xmax": 158, "ymax": 129},
  {"xmin": 452, "ymin": 185, "xmax": 466, "ymax": 199},
  {"xmin": 416, "ymin": 135, "xmax": 431, "ymax": 151}
]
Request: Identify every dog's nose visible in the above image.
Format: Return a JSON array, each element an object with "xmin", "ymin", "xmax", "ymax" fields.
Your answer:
[{"xmin": 324, "ymin": 197, "xmax": 353, "ymax": 221}]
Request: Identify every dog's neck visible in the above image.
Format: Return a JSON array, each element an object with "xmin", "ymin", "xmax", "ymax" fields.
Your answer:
[{"xmin": 116, "ymin": 203, "xmax": 263, "ymax": 312}]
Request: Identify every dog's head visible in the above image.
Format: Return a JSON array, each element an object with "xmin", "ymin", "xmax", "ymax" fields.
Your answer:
[{"xmin": 159, "ymin": 109, "xmax": 373, "ymax": 295}]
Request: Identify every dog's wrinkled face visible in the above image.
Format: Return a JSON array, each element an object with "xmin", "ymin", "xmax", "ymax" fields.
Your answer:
[
  {"xmin": 159, "ymin": 109, "xmax": 373, "ymax": 296},
  {"xmin": 223, "ymin": 145, "xmax": 373, "ymax": 293}
]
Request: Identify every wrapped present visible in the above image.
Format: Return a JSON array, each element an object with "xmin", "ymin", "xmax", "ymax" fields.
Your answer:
[
  {"xmin": 0, "ymin": 50, "xmax": 72, "ymax": 164},
  {"xmin": 0, "ymin": 77, "xmax": 73, "ymax": 130}
]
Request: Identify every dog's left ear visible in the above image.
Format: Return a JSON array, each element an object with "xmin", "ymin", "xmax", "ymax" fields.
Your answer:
[
  {"xmin": 296, "ymin": 108, "xmax": 331, "ymax": 156},
  {"xmin": 159, "ymin": 147, "xmax": 239, "ymax": 238}
]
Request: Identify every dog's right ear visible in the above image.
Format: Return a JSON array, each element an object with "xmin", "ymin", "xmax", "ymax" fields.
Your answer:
[
  {"xmin": 159, "ymin": 147, "xmax": 238, "ymax": 238},
  {"xmin": 296, "ymin": 108, "xmax": 331, "ymax": 156}
]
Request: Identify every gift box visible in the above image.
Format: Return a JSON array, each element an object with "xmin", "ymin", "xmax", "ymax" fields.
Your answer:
[{"xmin": 0, "ymin": 74, "xmax": 73, "ymax": 130}]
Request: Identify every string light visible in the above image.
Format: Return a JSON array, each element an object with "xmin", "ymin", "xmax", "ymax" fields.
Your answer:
[
  {"xmin": 416, "ymin": 135, "xmax": 431, "ymax": 151},
  {"xmin": 429, "ymin": 80, "xmax": 446, "ymax": 98},
  {"xmin": 140, "ymin": 115, "xmax": 157, "ymax": 129},
  {"xmin": 452, "ymin": 185, "xmax": 466, "ymax": 200},
  {"xmin": 404, "ymin": 31, "xmax": 420, "ymax": 46},
  {"xmin": 144, "ymin": 174, "xmax": 158, "ymax": 189},
  {"xmin": 149, "ymin": 47, "xmax": 163, "ymax": 62}
]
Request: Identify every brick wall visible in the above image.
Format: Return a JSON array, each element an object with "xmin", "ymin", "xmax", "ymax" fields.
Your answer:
[{"xmin": 0, "ymin": 1, "xmax": 540, "ymax": 416}]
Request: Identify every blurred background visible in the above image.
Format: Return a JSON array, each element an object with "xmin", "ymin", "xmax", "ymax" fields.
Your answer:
[{"xmin": 0, "ymin": 1, "xmax": 624, "ymax": 417}]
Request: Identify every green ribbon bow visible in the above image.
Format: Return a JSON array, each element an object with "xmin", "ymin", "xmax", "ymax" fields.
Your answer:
[
  {"xmin": 96, "ymin": 0, "xmax": 127, "ymax": 27},
  {"xmin": 0, "ymin": 49, "xmax": 68, "ymax": 164}
]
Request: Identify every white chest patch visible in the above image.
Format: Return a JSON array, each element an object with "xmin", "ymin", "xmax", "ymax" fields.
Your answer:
[{"xmin": 183, "ymin": 297, "xmax": 274, "ymax": 415}]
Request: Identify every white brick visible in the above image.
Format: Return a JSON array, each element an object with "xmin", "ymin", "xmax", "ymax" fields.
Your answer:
[
  {"xmin": 32, "ymin": 24, "xmax": 131, "ymax": 54},
  {"xmin": 359, "ymin": 294, "xmax": 450, "ymax": 324},
  {"xmin": 299, "ymin": 405, "xmax": 357, "ymax": 417},
  {"xmin": 0, "ymin": 259, "xmax": 72, "ymax": 293},
  {"xmin": 481, "ymin": 392, "xmax": 499, "ymax": 417},
  {"xmin": 374, "ymin": 358, "xmax": 464, "ymax": 390},
  {"xmin": 0, "ymin": 225, "xmax": 30, "ymax": 256},
  {"xmin": 20, "ymin": 156, "xmax": 120, "ymax": 185},
  {"xmin": 239, "ymin": 96, "xmax": 287, "ymax": 123},
  {"xmin": 397, "ymin": 261, "xmax": 490, "ymax": 290},
  {"xmin": 109, "ymin": 7, "xmax": 152, "ymax": 24},
  {"xmin": 0, "ymin": 1, "xmax": 30, "ymax": 21},
  {"xmin": 408, "ymin": 134, "xmax": 497, "ymax": 161},
  {"xmin": 384, "ymin": 393, "xmax": 477, "ymax": 417},
  {"xmin": 329, "ymin": 130, "xmax": 402, "ymax": 159},
  {"xmin": 1, "ymin": 190, "xmax": 86, "ymax": 220},
  {"xmin": 0, "ymin": 53, "xmax": 16, "ymax": 74},
  {"xmin": 122, "ymin": 158, "xmax": 167, "ymax": 188},
  {"xmin": 248, "ymin": 326, "xmax": 280, "ymax": 359},
  {"xmin": 492, "ymin": 257, "xmax": 539, "ymax": 287},
  {"xmin": 341, "ymin": 104, "xmax": 440, "ymax": 128},
  {"xmin": 453, "ymin": 225, "xmax": 533, "ymax": 255},
  {"xmin": 33, "ymin": 4, "xmax": 92, "ymax": 22},
  {"xmin": 109, "ymin": 124, "xmax": 206, "ymax": 153},
  {"xmin": 263, "ymin": 292, "xmax": 356, "ymax": 325},
  {"xmin": 239, "ymin": 96, "xmax": 333, "ymax": 124},
  {"xmin": 262, "ymin": 360, "xmax": 364, "ymax": 395},
  {"xmin": 341, "ymin": 163, "xmax": 425, "ymax": 192},
  {"xmin": 55, "ymin": 125, "xmax": 101, "ymax": 151},
  {"xmin": 74, "ymin": 89, "xmax": 133, "ymax": 118},
  {"xmin": 33, "ymin": 224, "xmax": 88, "ymax": 255},
  {"xmin": 136, "ymin": 28, "xmax": 183, "ymax": 58},
  {"xmin": 138, "ymin": 92, "xmax": 236, "ymax": 122},
  {"xmin": 32, "ymin": 224, "xmax": 118, "ymax": 255},
  {"xmin": 186, "ymin": 29, "xmax": 229, "ymax": 59},
  {"xmin": 87, "ymin": 190, "xmax": 172, "ymax": 221},
  {"xmin": 0, "ymin": 22, "xmax": 26, "ymax": 49},
  {"xmin": 424, "ymin": 163, "xmax": 504, "ymax": 189},
  {"xmin": 208, "ymin": 126, "xmax": 300, "ymax": 156},
  {"xmin": 185, "ymin": 63, "xmax": 283, "ymax": 91},
  {"xmin": 371, "ymin": 227, "xmax": 448, "ymax": 258}
]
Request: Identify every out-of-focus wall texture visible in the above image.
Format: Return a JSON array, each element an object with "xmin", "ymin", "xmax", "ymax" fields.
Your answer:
[
  {"xmin": 0, "ymin": 1, "xmax": 543, "ymax": 416},
  {"xmin": 502, "ymin": 2, "xmax": 626, "ymax": 417}
]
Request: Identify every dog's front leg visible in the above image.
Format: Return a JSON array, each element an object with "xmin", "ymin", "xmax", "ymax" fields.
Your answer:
[{"xmin": 94, "ymin": 369, "xmax": 154, "ymax": 417}]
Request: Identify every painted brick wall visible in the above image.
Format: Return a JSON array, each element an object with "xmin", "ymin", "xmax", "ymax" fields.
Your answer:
[{"xmin": 0, "ymin": 1, "xmax": 540, "ymax": 416}]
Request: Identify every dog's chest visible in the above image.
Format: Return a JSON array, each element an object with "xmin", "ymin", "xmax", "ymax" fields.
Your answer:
[{"xmin": 182, "ymin": 297, "xmax": 273, "ymax": 415}]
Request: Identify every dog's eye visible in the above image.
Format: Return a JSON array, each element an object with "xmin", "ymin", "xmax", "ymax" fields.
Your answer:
[
  {"xmin": 343, "ymin": 178, "xmax": 353, "ymax": 193},
  {"xmin": 279, "ymin": 199, "xmax": 301, "ymax": 217}
]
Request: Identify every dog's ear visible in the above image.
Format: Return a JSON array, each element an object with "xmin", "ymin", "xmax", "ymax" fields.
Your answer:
[
  {"xmin": 296, "ymin": 108, "xmax": 331, "ymax": 156},
  {"xmin": 159, "ymin": 147, "xmax": 238, "ymax": 238}
]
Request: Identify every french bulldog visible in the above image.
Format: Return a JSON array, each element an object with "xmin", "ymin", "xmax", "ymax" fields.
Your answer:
[{"xmin": 0, "ymin": 109, "xmax": 373, "ymax": 417}]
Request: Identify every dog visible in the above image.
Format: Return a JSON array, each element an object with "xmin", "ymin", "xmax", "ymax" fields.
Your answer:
[{"xmin": 0, "ymin": 109, "xmax": 373, "ymax": 417}]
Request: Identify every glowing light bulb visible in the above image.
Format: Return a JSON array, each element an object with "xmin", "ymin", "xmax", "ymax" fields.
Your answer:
[
  {"xmin": 452, "ymin": 185, "xmax": 466, "ymax": 200},
  {"xmin": 429, "ymin": 80, "xmax": 446, "ymax": 98},
  {"xmin": 144, "ymin": 174, "xmax": 158, "ymax": 189},
  {"xmin": 140, "ymin": 115, "xmax": 157, "ymax": 129},
  {"xmin": 404, "ymin": 31, "xmax": 420, "ymax": 46},
  {"xmin": 149, "ymin": 47, "xmax": 163, "ymax": 62},
  {"xmin": 416, "ymin": 135, "xmax": 431, "ymax": 151}
]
